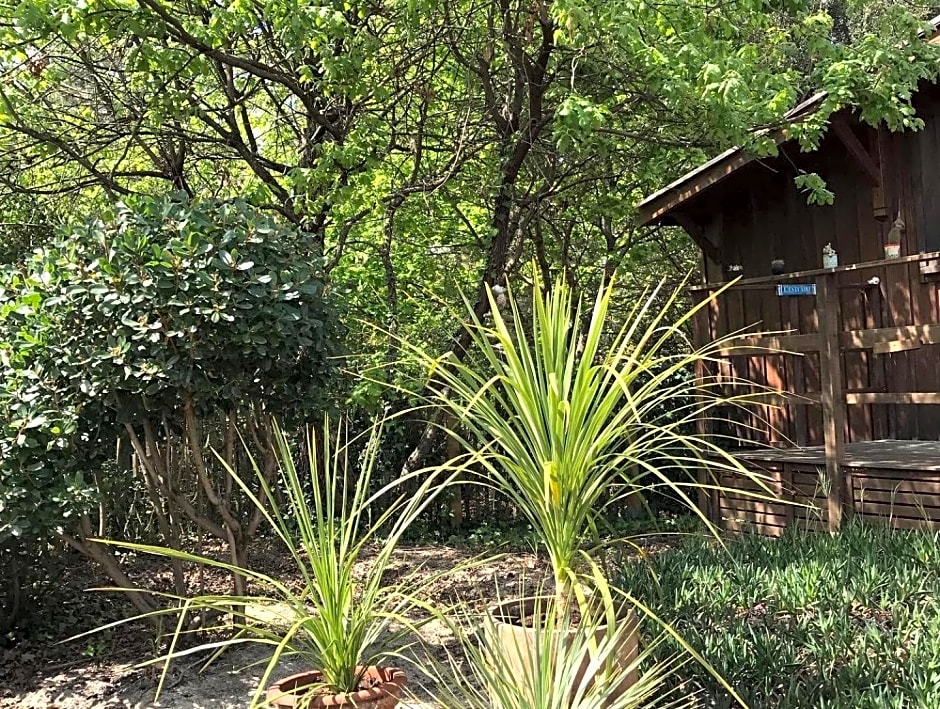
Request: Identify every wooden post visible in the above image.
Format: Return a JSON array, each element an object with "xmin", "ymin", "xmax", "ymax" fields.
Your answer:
[
  {"xmin": 817, "ymin": 274, "xmax": 850, "ymax": 532},
  {"xmin": 692, "ymin": 291, "xmax": 720, "ymax": 526}
]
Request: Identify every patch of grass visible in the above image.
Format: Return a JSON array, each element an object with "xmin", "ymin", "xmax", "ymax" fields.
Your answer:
[{"xmin": 616, "ymin": 521, "xmax": 940, "ymax": 708}]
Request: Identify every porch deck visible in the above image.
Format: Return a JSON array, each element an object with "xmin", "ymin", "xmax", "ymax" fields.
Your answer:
[
  {"xmin": 733, "ymin": 440, "xmax": 940, "ymax": 472},
  {"xmin": 714, "ymin": 439, "xmax": 940, "ymax": 535}
]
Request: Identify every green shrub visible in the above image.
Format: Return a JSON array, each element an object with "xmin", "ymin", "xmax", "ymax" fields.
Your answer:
[
  {"xmin": 0, "ymin": 194, "xmax": 341, "ymax": 609},
  {"xmin": 0, "ymin": 262, "xmax": 104, "ymax": 542},
  {"xmin": 616, "ymin": 522, "xmax": 940, "ymax": 708}
]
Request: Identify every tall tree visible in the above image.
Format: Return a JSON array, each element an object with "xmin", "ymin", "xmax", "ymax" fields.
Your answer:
[{"xmin": 1, "ymin": 0, "xmax": 938, "ymax": 469}]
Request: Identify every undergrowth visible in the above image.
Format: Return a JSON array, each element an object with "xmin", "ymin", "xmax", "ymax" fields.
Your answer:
[
  {"xmin": 401, "ymin": 511, "xmax": 699, "ymax": 550},
  {"xmin": 617, "ymin": 521, "xmax": 940, "ymax": 708}
]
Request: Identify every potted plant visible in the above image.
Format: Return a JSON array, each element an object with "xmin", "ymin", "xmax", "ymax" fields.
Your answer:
[
  {"xmin": 80, "ymin": 419, "xmax": 457, "ymax": 709},
  {"xmin": 822, "ymin": 243, "xmax": 839, "ymax": 268},
  {"xmin": 402, "ymin": 271, "xmax": 774, "ymax": 699},
  {"xmin": 421, "ymin": 581, "xmax": 687, "ymax": 708}
]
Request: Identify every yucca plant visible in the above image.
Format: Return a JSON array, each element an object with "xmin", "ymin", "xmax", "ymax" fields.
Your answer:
[
  {"xmin": 402, "ymin": 271, "xmax": 775, "ymax": 617},
  {"xmin": 78, "ymin": 418, "xmax": 462, "ymax": 708},
  {"xmin": 415, "ymin": 581, "xmax": 695, "ymax": 709}
]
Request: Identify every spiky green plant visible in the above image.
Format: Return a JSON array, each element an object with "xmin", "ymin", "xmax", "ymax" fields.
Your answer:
[
  {"xmin": 402, "ymin": 272, "xmax": 776, "ymax": 616},
  {"xmin": 77, "ymin": 418, "xmax": 465, "ymax": 707},
  {"xmin": 416, "ymin": 584, "xmax": 694, "ymax": 709}
]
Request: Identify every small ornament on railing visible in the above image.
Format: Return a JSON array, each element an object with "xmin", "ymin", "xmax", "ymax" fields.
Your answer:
[
  {"xmin": 771, "ymin": 258, "xmax": 786, "ymax": 275},
  {"xmin": 885, "ymin": 214, "xmax": 904, "ymax": 259},
  {"xmin": 726, "ymin": 264, "xmax": 743, "ymax": 279},
  {"xmin": 822, "ymin": 243, "xmax": 838, "ymax": 269}
]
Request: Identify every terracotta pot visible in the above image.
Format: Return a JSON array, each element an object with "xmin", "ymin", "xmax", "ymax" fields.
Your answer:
[
  {"xmin": 265, "ymin": 666, "xmax": 406, "ymax": 708},
  {"xmin": 488, "ymin": 598, "xmax": 638, "ymax": 708}
]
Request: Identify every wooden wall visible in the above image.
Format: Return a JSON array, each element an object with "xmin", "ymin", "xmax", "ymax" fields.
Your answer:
[
  {"xmin": 685, "ymin": 83, "xmax": 940, "ymax": 284},
  {"xmin": 693, "ymin": 257, "xmax": 940, "ymax": 447},
  {"xmin": 671, "ymin": 83, "xmax": 940, "ymax": 534},
  {"xmin": 682, "ymin": 82, "xmax": 940, "ymax": 448}
]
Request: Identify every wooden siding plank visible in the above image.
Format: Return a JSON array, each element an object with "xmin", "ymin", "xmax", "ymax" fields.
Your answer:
[
  {"xmin": 839, "ymin": 275, "xmax": 871, "ymax": 442},
  {"xmin": 853, "ymin": 475, "xmax": 940, "ymax": 490},
  {"xmin": 853, "ymin": 488, "xmax": 940, "ymax": 507},
  {"xmin": 925, "ymin": 100, "xmax": 940, "ymax": 252},
  {"xmin": 841, "ymin": 323, "xmax": 940, "ymax": 349},
  {"xmin": 787, "ymin": 298, "xmax": 809, "ymax": 445},
  {"xmin": 692, "ymin": 291, "xmax": 718, "ymax": 523},
  {"xmin": 867, "ymin": 271, "xmax": 890, "ymax": 438},
  {"xmin": 719, "ymin": 499, "xmax": 791, "ymax": 518},
  {"xmin": 717, "ymin": 333, "xmax": 819, "ymax": 356},
  {"xmin": 855, "ymin": 516, "xmax": 940, "ymax": 531},
  {"xmin": 723, "ymin": 518, "xmax": 788, "ymax": 537},
  {"xmin": 743, "ymin": 281, "xmax": 770, "ymax": 442},
  {"xmin": 854, "ymin": 500, "xmax": 940, "ymax": 519},
  {"xmin": 886, "ymin": 261, "xmax": 916, "ymax": 437},
  {"xmin": 912, "ymin": 267, "xmax": 940, "ymax": 438}
]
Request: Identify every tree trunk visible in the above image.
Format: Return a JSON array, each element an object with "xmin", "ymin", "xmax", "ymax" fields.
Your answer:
[
  {"xmin": 182, "ymin": 396, "xmax": 247, "ymax": 599},
  {"xmin": 0, "ymin": 538, "xmax": 25, "ymax": 635},
  {"xmin": 61, "ymin": 517, "xmax": 161, "ymax": 618}
]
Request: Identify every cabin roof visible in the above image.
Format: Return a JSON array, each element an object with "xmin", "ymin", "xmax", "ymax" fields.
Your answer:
[{"xmin": 638, "ymin": 16, "xmax": 940, "ymax": 227}]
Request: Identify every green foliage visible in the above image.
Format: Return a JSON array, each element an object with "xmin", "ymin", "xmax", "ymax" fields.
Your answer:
[
  {"xmin": 38, "ymin": 195, "xmax": 337, "ymax": 419},
  {"xmin": 616, "ymin": 522, "xmax": 940, "ymax": 708},
  {"xmin": 797, "ymin": 7, "xmax": 940, "ymax": 138},
  {"xmin": 422, "ymin": 588, "xmax": 687, "ymax": 708},
  {"xmin": 0, "ymin": 194, "xmax": 338, "ymax": 544},
  {"xmin": 0, "ymin": 264, "xmax": 103, "ymax": 540},
  {"xmin": 794, "ymin": 172, "xmax": 836, "ymax": 206},
  {"xmin": 1, "ymin": 0, "xmax": 937, "ymax": 385}
]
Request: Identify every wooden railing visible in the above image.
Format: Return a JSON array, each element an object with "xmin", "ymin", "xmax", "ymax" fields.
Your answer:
[{"xmin": 692, "ymin": 251, "xmax": 940, "ymax": 532}]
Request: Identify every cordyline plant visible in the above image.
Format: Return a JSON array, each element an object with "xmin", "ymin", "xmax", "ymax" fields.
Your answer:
[
  {"xmin": 399, "ymin": 272, "xmax": 777, "ymax": 618},
  {"xmin": 76, "ymin": 418, "xmax": 465, "ymax": 706},
  {"xmin": 412, "ymin": 572, "xmax": 752, "ymax": 708},
  {"xmin": 421, "ymin": 597, "xmax": 683, "ymax": 709}
]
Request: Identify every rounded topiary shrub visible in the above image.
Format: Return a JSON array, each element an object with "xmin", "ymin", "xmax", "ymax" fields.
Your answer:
[{"xmin": 0, "ymin": 194, "xmax": 341, "ymax": 606}]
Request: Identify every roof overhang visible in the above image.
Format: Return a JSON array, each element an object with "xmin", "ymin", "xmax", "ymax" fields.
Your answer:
[
  {"xmin": 638, "ymin": 15, "xmax": 940, "ymax": 227},
  {"xmin": 637, "ymin": 92, "xmax": 825, "ymax": 225}
]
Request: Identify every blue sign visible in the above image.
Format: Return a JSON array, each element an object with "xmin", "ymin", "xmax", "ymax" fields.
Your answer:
[{"xmin": 776, "ymin": 284, "xmax": 817, "ymax": 297}]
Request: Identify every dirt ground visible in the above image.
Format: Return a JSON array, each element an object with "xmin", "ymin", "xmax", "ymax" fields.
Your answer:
[
  {"xmin": 1, "ymin": 544, "xmax": 551, "ymax": 708},
  {"xmin": 1, "ymin": 643, "xmax": 445, "ymax": 708}
]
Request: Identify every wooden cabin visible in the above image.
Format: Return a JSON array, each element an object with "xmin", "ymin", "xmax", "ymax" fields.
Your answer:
[{"xmin": 639, "ymin": 35, "xmax": 940, "ymax": 535}]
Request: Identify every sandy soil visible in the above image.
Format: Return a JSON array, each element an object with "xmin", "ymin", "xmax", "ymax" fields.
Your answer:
[{"xmin": 3, "ymin": 643, "xmax": 442, "ymax": 708}]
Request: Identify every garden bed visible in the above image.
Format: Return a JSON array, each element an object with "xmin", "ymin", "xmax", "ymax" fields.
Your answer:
[{"xmin": 14, "ymin": 523, "xmax": 936, "ymax": 708}]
